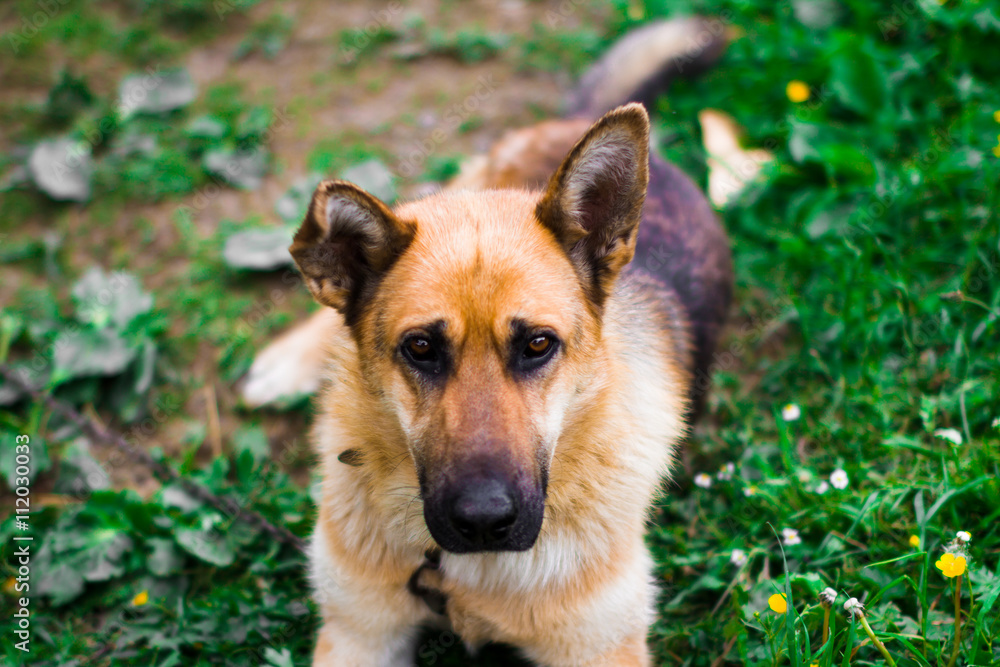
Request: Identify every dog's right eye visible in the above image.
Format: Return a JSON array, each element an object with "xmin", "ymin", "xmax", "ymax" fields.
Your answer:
[{"xmin": 401, "ymin": 335, "xmax": 443, "ymax": 374}]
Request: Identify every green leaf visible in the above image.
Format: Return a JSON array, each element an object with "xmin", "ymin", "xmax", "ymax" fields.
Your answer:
[
  {"xmin": 82, "ymin": 532, "xmax": 133, "ymax": 582},
  {"xmin": 828, "ymin": 39, "xmax": 887, "ymax": 117},
  {"xmin": 36, "ymin": 562, "xmax": 86, "ymax": 606},
  {"xmin": 232, "ymin": 424, "xmax": 270, "ymax": 464},
  {"xmin": 263, "ymin": 647, "xmax": 295, "ymax": 667},
  {"xmin": 971, "ymin": 574, "xmax": 1000, "ymax": 663},
  {"xmin": 203, "ymin": 146, "xmax": 269, "ymax": 190},
  {"xmin": 45, "ymin": 70, "xmax": 94, "ymax": 125},
  {"xmin": 119, "ymin": 67, "xmax": 196, "ymax": 117},
  {"xmin": 147, "ymin": 538, "xmax": 187, "ymax": 577},
  {"xmin": 174, "ymin": 527, "xmax": 236, "ymax": 567},
  {"xmin": 222, "ymin": 229, "xmax": 294, "ymax": 271},
  {"xmin": 71, "ymin": 267, "xmax": 154, "ymax": 330},
  {"xmin": 340, "ymin": 158, "xmax": 397, "ymax": 204},
  {"xmin": 28, "ymin": 137, "xmax": 93, "ymax": 202}
]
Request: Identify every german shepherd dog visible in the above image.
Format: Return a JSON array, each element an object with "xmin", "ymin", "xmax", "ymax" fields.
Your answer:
[{"xmin": 244, "ymin": 17, "xmax": 733, "ymax": 666}]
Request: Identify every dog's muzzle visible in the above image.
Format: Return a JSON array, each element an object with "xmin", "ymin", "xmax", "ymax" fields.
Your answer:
[{"xmin": 422, "ymin": 469, "xmax": 545, "ymax": 554}]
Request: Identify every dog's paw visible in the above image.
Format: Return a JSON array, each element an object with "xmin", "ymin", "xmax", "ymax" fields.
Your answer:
[
  {"xmin": 239, "ymin": 312, "xmax": 335, "ymax": 408},
  {"xmin": 240, "ymin": 345, "xmax": 320, "ymax": 409}
]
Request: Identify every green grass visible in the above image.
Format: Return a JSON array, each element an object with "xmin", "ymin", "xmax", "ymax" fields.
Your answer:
[{"xmin": 2, "ymin": 0, "xmax": 999, "ymax": 665}]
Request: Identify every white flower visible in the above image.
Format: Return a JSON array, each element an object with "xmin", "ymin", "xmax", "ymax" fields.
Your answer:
[
  {"xmin": 815, "ymin": 481, "xmax": 829, "ymax": 494},
  {"xmin": 694, "ymin": 473, "xmax": 713, "ymax": 489},
  {"xmin": 956, "ymin": 531, "xmax": 971, "ymax": 543},
  {"xmin": 743, "ymin": 485, "xmax": 758, "ymax": 497},
  {"xmin": 820, "ymin": 587, "xmax": 838, "ymax": 606},
  {"xmin": 730, "ymin": 549, "xmax": 747, "ymax": 566},
  {"xmin": 992, "ymin": 416, "xmax": 1000, "ymax": 429},
  {"xmin": 717, "ymin": 462, "xmax": 735, "ymax": 481},
  {"xmin": 830, "ymin": 469, "xmax": 849, "ymax": 490},
  {"xmin": 781, "ymin": 528, "xmax": 801, "ymax": 546},
  {"xmin": 843, "ymin": 597, "xmax": 865, "ymax": 617},
  {"xmin": 781, "ymin": 403, "xmax": 801, "ymax": 422},
  {"xmin": 934, "ymin": 428, "xmax": 963, "ymax": 445}
]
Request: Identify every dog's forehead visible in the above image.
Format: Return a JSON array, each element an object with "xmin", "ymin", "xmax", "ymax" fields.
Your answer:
[{"xmin": 383, "ymin": 190, "xmax": 583, "ymax": 337}]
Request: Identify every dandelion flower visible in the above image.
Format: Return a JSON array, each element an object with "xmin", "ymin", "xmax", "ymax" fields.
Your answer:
[
  {"xmin": 819, "ymin": 587, "xmax": 838, "ymax": 606},
  {"xmin": 786, "ymin": 81, "xmax": 810, "ymax": 103},
  {"xmin": 935, "ymin": 552, "xmax": 967, "ymax": 578},
  {"xmin": 743, "ymin": 485, "xmax": 758, "ymax": 497},
  {"xmin": 781, "ymin": 403, "xmax": 801, "ymax": 421},
  {"xmin": 830, "ymin": 469, "xmax": 849, "ymax": 490},
  {"xmin": 782, "ymin": 527, "xmax": 802, "ymax": 546},
  {"xmin": 994, "ymin": 110, "xmax": 1000, "ymax": 123},
  {"xmin": 956, "ymin": 531, "xmax": 971, "ymax": 544},
  {"xmin": 909, "ymin": 535, "xmax": 920, "ymax": 548},
  {"xmin": 934, "ymin": 428, "xmax": 962, "ymax": 445},
  {"xmin": 768, "ymin": 593, "xmax": 788, "ymax": 613},
  {"xmin": 717, "ymin": 462, "xmax": 735, "ymax": 481},
  {"xmin": 730, "ymin": 549, "xmax": 747, "ymax": 566},
  {"xmin": 694, "ymin": 473, "xmax": 712, "ymax": 488},
  {"xmin": 132, "ymin": 590, "xmax": 149, "ymax": 606},
  {"xmin": 843, "ymin": 597, "xmax": 865, "ymax": 617},
  {"xmin": 815, "ymin": 481, "xmax": 829, "ymax": 494}
]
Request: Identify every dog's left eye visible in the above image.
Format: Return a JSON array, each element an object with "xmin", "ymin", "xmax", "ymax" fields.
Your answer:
[
  {"xmin": 516, "ymin": 333, "xmax": 558, "ymax": 372},
  {"xmin": 525, "ymin": 335, "xmax": 552, "ymax": 357}
]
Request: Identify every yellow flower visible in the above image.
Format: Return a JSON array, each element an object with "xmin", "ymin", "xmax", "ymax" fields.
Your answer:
[
  {"xmin": 993, "ymin": 145, "xmax": 1000, "ymax": 158},
  {"xmin": 3, "ymin": 577, "xmax": 17, "ymax": 595},
  {"xmin": 132, "ymin": 590, "xmax": 149, "ymax": 606},
  {"xmin": 935, "ymin": 552, "xmax": 967, "ymax": 578},
  {"xmin": 768, "ymin": 593, "xmax": 788, "ymax": 613},
  {"xmin": 909, "ymin": 535, "xmax": 920, "ymax": 548},
  {"xmin": 786, "ymin": 81, "xmax": 810, "ymax": 103},
  {"xmin": 994, "ymin": 110, "xmax": 1000, "ymax": 123}
]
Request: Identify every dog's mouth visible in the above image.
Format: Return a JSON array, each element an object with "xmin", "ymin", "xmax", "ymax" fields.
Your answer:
[{"xmin": 420, "ymin": 472, "xmax": 546, "ymax": 554}]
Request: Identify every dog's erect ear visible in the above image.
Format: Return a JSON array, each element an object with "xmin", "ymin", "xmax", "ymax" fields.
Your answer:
[
  {"xmin": 289, "ymin": 180, "xmax": 415, "ymax": 318},
  {"xmin": 535, "ymin": 103, "xmax": 650, "ymax": 308}
]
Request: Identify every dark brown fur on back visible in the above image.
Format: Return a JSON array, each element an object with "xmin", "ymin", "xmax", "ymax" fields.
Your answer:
[{"xmin": 630, "ymin": 155, "xmax": 733, "ymax": 412}]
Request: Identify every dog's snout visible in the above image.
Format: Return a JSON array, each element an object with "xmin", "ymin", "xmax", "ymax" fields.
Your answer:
[{"xmin": 449, "ymin": 478, "xmax": 518, "ymax": 547}]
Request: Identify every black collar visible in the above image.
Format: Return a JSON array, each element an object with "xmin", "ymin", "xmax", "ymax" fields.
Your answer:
[{"xmin": 407, "ymin": 548, "xmax": 448, "ymax": 615}]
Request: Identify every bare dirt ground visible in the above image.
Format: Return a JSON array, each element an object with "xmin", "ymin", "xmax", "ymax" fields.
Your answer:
[{"xmin": 2, "ymin": 0, "xmax": 611, "ymax": 494}]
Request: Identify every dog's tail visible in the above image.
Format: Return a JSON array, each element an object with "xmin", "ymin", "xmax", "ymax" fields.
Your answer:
[
  {"xmin": 446, "ymin": 16, "xmax": 731, "ymax": 192},
  {"xmin": 563, "ymin": 17, "xmax": 734, "ymax": 417},
  {"xmin": 564, "ymin": 16, "xmax": 730, "ymax": 120}
]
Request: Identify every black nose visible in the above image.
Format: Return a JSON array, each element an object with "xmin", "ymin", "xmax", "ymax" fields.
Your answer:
[{"xmin": 449, "ymin": 478, "xmax": 519, "ymax": 548}]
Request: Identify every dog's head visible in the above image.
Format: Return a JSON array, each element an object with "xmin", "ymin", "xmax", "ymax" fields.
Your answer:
[{"xmin": 290, "ymin": 104, "xmax": 650, "ymax": 553}]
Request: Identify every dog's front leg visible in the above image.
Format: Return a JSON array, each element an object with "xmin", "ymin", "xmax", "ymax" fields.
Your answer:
[
  {"xmin": 310, "ymin": 519, "xmax": 435, "ymax": 667},
  {"xmin": 312, "ymin": 617, "xmax": 421, "ymax": 667},
  {"xmin": 573, "ymin": 631, "xmax": 650, "ymax": 667}
]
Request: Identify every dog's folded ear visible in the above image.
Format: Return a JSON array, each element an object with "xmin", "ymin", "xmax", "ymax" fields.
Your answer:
[
  {"xmin": 290, "ymin": 181, "xmax": 415, "ymax": 319},
  {"xmin": 535, "ymin": 103, "xmax": 650, "ymax": 309}
]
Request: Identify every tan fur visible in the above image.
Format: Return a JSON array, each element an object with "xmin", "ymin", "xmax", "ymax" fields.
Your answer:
[{"xmin": 291, "ymin": 106, "xmax": 697, "ymax": 666}]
